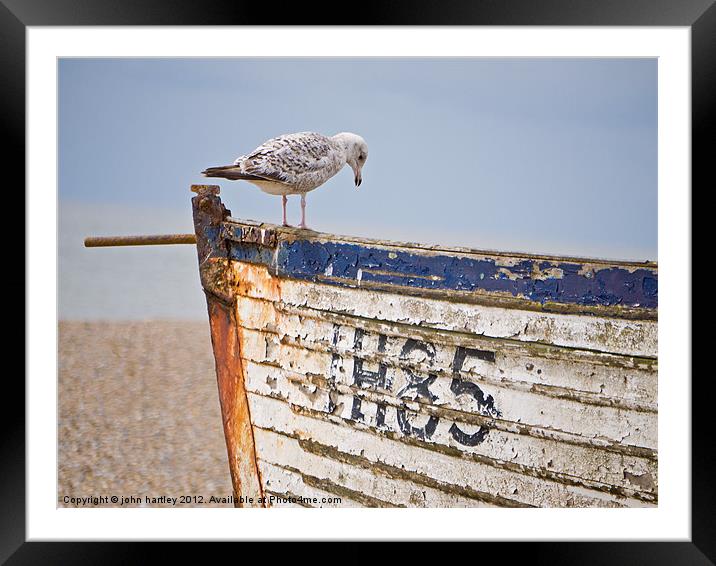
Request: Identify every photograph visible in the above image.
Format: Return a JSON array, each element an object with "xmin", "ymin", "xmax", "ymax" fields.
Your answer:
[
  {"xmin": 3, "ymin": 0, "xmax": 708, "ymax": 554},
  {"xmin": 59, "ymin": 56, "xmax": 658, "ymax": 509}
]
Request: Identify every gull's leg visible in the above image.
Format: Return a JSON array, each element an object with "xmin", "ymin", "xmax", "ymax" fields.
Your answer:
[
  {"xmin": 299, "ymin": 194, "xmax": 308, "ymax": 229},
  {"xmin": 282, "ymin": 195, "xmax": 288, "ymax": 226}
]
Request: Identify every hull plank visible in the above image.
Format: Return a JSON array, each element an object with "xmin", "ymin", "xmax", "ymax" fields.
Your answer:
[
  {"xmin": 239, "ymin": 335, "xmax": 657, "ymax": 450},
  {"xmin": 234, "ymin": 296, "xmax": 657, "ymax": 408},
  {"xmin": 259, "ymin": 462, "xmax": 363, "ymax": 508},
  {"xmin": 256, "ymin": 430, "xmax": 499, "ymax": 508},
  {"xmin": 191, "ymin": 187, "xmax": 658, "ymax": 508},
  {"xmin": 221, "ymin": 219, "xmax": 658, "ymax": 314},
  {"xmin": 228, "ymin": 261, "xmax": 657, "ymax": 358},
  {"xmin": 249, "ymin": 394, "xmax": 653, "ymax": 508},
  {"xmin": 244, "ymin": 365, "xmax": 657, "ymax": 501}
]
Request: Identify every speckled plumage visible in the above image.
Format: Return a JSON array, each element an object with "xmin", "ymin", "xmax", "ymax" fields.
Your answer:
[
  {"xmin": 233, "ymin": 132, "xmax": 345, "ymax": 193},
  {"xmin": 202, "ymin": 131, "xmax": 368, "ymax": 227}
]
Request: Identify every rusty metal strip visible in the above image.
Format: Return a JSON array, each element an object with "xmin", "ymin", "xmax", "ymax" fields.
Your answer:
[
  {"xmin": 206, "ymin": 295, "xmax": 265, "ymax": 507},
  {"xmin": 192, "ymin": 185, "xmax": 265, "ymax": 506}
]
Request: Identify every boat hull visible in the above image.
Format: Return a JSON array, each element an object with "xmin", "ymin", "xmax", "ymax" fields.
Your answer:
[{"xmin": 191, "ymin": 185, "xmax": 657, "ymax": 508}]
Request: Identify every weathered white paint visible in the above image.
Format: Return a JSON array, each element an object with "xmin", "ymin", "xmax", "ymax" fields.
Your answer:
[
  {"xmin": 258, "ymin": 439, "xmax": 498, "ymax": 508},
  {"xmin": 250, "ymin": 396, "xmax": 654, "ymax": 508},
  {"xmin": 231, "ymin": 262, "xmax": 657, "ymax": 357},
  {"xmin": 259, "ymin": 461, "xmax": 363, "ymax": 508},
  {"xmin": 245, "ymin": 364, "xmax": 656, "ymax": 498},
  {"xmin": 225, "ymin": 260, "xmax": 657, "ymax": 507},
  {"xmin": 235, "ymin": 296, "xmax": 657, "ymax": 409},
  {"xmin": 238, "ymin": 334, "xmax": 656, "ymax": 450}
]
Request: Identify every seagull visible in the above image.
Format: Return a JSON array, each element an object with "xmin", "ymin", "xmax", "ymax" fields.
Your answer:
[{"xmin": 202, "ymin": 131, "xmax": 368, "ymax": 229}]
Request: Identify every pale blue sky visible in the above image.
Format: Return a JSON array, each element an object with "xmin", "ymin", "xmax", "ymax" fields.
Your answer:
[{"xmin": 59, "ymin": 58, "xmax": 657, "ymax": 319}]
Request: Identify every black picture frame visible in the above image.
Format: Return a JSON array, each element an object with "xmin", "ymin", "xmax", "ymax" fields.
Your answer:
[{"xmin": 7, "ymin": 0, "xmax": 711, "ymax": 561}]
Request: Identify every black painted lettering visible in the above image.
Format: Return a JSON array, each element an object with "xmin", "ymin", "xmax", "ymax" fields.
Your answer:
[
  {"xmin": 448, "ymin": 346, "xmax": 501, "ymax": 446},
  {"xmin": 396, "ymin": 338, "xmax": 439, "ymax": 439}
]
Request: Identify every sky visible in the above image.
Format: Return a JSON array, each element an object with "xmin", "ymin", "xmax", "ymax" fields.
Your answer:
[{"xmin": 58, "ymin": 58, "xmax": 657, "ymax": 320}]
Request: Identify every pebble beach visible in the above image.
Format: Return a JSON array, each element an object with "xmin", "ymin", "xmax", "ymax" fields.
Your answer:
[{"xmin": 58, "ymin": 321, "xmax": 234, "ymax": 507}]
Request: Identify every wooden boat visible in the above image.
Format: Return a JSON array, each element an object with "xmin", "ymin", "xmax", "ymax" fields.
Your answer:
[{"xmin": 189, "ymin": 184, "xmax": 658, "ymax": 508}]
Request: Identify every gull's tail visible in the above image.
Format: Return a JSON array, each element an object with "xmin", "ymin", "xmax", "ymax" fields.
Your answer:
[{"xmin": 202, "ymin": 165, "xmax": 247, "ymax": 180}]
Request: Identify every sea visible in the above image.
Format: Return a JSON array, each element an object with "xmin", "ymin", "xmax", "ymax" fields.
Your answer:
[{"xmin": 59, "ymin": 202, "xmax": 207, "ymax": 320}]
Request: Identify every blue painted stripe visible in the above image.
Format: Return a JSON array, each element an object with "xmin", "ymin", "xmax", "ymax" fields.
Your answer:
[{"xmin": 226, "ymin": 236, "xmax": 657, "ymax": 309}]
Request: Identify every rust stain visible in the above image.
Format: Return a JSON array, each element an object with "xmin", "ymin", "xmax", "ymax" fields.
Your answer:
[
  {"xmin": 192, "ymin": 188, "xmax": 659, "ymax": 508},
  {"xmin": 233, "ymin": 262, "xmax": 283, "ymax": 303},
  {"xmin": 193, "ymin": 186, "xmax": 267, "ymax": 506},
  {"xmin": 207, "ymin": 295, "xmax": 265, "ymax": 507},
  {"xmin": 228, "ymin": 261, "xmax": 284, "ymax": 505}
]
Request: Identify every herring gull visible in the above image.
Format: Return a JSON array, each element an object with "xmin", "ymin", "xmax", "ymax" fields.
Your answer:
[{"xmin": 202, "ymin": 131, "xmax": 368, "ymax": 228}]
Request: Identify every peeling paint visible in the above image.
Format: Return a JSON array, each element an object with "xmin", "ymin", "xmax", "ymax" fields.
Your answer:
[
  {"xmin": 193, "ymin": 191, "xmax": 658, "ymax": 508},
  {"xmin": 220, "ymin": 220, "xmax": 658, "ymax": 310}
]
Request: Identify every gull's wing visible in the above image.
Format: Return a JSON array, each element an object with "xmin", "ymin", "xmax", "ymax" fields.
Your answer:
[{"xmin": 235, "ymin": 132, "xmax": 341, "ymax": 187}]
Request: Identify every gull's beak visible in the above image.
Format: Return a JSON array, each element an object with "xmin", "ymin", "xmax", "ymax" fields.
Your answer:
[{"xmin": 354, "ymin": 172, "xmax": 362, "ymax": 188}]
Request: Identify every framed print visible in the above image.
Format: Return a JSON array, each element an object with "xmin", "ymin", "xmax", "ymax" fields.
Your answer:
[{"xmin": 8, "ymin": 0, "xmax": 712, "ymax": 560}]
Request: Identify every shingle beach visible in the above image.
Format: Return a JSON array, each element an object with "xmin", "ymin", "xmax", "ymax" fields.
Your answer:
[{"xmin": 58, "ymin": 321, "xmax": 233, "ymax": 508}]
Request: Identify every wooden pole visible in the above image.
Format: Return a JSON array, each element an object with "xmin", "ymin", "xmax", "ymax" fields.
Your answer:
[{"xmin": 84, "ymin": 234, "xmax": 196, "ymax": 247}]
